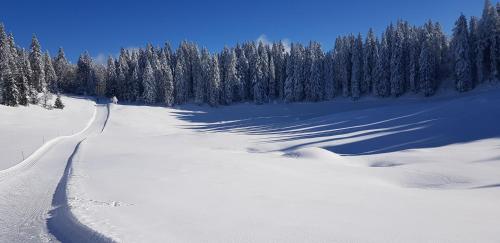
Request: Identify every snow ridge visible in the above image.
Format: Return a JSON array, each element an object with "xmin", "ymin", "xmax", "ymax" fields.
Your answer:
[
  {"xmin": 47, "ymin": 139, "xmax": 115, "ymax": 243},
  {"xmin": 47, "ymin": 103, "xmax": 115, "ymax": 242}
]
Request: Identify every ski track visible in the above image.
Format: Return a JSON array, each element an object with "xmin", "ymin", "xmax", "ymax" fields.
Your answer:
[{"xmin": 0, "ymin": 103, "xmax": 113, "ymax": 242}]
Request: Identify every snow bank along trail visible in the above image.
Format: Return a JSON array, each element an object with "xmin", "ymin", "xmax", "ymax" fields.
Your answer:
[{"xmin": 0, "ymin": 103, "xmax": 111, "ymax": 242}]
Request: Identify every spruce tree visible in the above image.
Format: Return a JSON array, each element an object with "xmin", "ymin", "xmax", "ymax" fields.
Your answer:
[
  {"xmin": 54, "ymin": 48, "xmax": 70, "ymax": 92},
  {"xmin": 375, "ymin": 35, "xmax": 391, "ymax": 97},
  {"xmin": 284, "ymin": 45, "xmax": 295, "ymax": 102},
  {"xmin": 29, "ymin": 35, "xmax": 45, "ymax": 93},
  {"xmin": 419, "ymin": 37, "xmax": 436, "ymax": 96},
  {"xmin": 390, "ymin": 29, "xmax": 405, "ymax": 96},
  {"xmin": 351, "ymin": 34, "xmax": 364, "ymax": 99},
  {"xmin": 208, "ymin": 55, "xmax": 221, "ymax": 106},
  {"xmin": 142, "ymin": 60, "xmax": 155, "ymax": 104},
  {"xmin": 477, "ymin": 0, "xmax": 498, "ymax": 82},
  {"xmin": 54, "ymin": 94, "xmax": 64, "ymax": 109},
  {"xmin": 451, "ymin": 14, "xmax": 473, "ymax": 92},
  {"xmin": 44, "ymin": 51, "xmax": 57, "ymax": 93},
  {"xmin": 363, "ymin": 28, "xmax": 378, "ymax": 95}
]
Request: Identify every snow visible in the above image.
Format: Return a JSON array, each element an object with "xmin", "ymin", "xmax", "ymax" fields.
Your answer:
[
  {"xmin": 67, "ymin": 88, "xmax": 500, "ymax": 242},
  {"xmin": 0, "ymin": 96, "xmax": 96, "ymax": 170},
  {"xmin": 0, "ymin": 103, "xmax": 110, "ymax": 242}
]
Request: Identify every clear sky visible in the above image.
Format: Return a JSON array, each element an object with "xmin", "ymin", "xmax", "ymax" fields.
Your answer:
[{"xmin": 0, "ymin": 0, "xmax": 492, "ymax": 63}]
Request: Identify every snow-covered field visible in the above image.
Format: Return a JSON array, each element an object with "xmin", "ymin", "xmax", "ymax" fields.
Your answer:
[
  {"xmin": 0, "ymin": 96, "xmax": 96, "ymax": 170},
  {"xmin": 67, "ymin": 87, "xmax": 500, "ymax": 242}
]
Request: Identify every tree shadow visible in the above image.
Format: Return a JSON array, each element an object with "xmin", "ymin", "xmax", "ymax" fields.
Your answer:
[{"xmin": 171, "ymin": 89, "xmax": 500, "ymax": 156}]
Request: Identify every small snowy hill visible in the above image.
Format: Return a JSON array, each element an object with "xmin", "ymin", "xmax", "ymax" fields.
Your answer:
[
  {"xmin": 0, "ymin": 96, "xmax": 96, "ymax": 170},
  {"xmin": 67, "ymin": 87, "xmax": 500, "ymax": 243}
]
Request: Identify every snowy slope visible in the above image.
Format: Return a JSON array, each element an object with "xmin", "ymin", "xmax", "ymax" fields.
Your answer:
[
  {"xmin": 68, "ymin": 88, "xmax": 500, "ymax": 243},
  {"xmin": 0, "ymin": 104, "xmax": 111, "ymax": 243},
  {"xmin": 0, "ymin": 96, "xmax": 96, "ymax": 170}
]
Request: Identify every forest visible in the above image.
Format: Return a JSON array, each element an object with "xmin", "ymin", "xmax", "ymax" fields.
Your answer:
[{"xmin": 0, "ymin": 1, "xmax": 499, "ymax": 108}]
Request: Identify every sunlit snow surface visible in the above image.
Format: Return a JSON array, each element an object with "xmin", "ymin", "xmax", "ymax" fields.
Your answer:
[
  {"xmin": 0, "ymin": 96, "xmax": 95, "ymax": 170},
  {"xmin": 68, "ymin": 88, "xmax": 500, "ymax": 243}
]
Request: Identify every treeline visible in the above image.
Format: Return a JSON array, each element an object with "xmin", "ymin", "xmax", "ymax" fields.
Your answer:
[{"xmin": 0, "ymin": 0, "xmax": 499, "ymax": 107}]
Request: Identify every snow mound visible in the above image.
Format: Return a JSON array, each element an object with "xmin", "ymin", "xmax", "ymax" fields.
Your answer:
[{"xmin": 283, "ymin": 147, "xmax": 355, "ymax": 165}]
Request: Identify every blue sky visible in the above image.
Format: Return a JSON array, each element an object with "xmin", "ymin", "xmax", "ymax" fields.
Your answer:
[{"xmin": 0, "ymin": 0, "xmax": 491, "ymax": 63}]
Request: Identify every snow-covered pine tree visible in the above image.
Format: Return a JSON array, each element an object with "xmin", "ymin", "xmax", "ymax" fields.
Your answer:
[
  {"xmin": 2, "ymin": 68, "xmax": 19, "ymax": 106},
  {"xmin": 105, "ymin": 56, "xmax": 118, "ymax": 97},
  {"xmin": 54, "ymin": 48, "xmax": 71, "ymax": 92},
  {"xmin": 44, "ymin": 51, "xmax": 57, "ymax": 93},
  {"xmin": 419, "ymin": 35, "xmax": 437, "ymax": 97},
  {"xmin": 0, "ymin": 27, "xmax": 18, "ymax": 106},
  {"xmin": 53, "ymin": 94, "xmax": 64, "ymax": 109},
  {"xmin": 307, "ymin": 41, "xmax": 324, "ymax": 102},
  {"xmin": 469, "ymin": 17, "xmax": 479, "ymax": 86},
  {"xmin": 284, "ymin": 44, "xmax": 295, "ymax": 102},
  {"xmin": 174, "ymin": 57, "xmax": 186, "ymax": 104},
  {"xmin": 29, "ymin": 35, "xmax": 45, "ymax": 93},
  {"xmin": 390, "ymin": 28, "xmax": 405, "ymax": 97},
  {"xmin": 272, "ymin": 42, "xmax": 286, "ymax": 99},
  {"xmin": 221, "ymin": 47, "xmax": 239, "ymax": 104},
  {"xmin": 235, "ymin": 45, "xmax": 249, "ymax": 101},
  {"xmin": 292, "ymin": 44, "xmax": 305, "ymax": 101},
  {"xmin": 116, "ymin": 48, "xmax": 129, "ymax": 100},
  {"xmin": 363, "ymin": 28, "xmax": 378, "ymax": 95},
  {"xmin": 128, "ymin": 52, "xmax": 140, "ymax": 102},
  {"xmin": 142, "ymin": 60, "xmax": 155, "ymax": 104},
  {"xmin": 408, "ymin": 27, "xmax": 422, "ymax": 93},
  {"xmin": 451, "ymin": 14, "xmax": 473, "ymax": 92},
  {"xmin": 76, "ymin": 51, "xmax": 94, "ymax": 95},
  {"xmin": 257, "ymin": 42, "xmax": 269, "ymax": 103},
  {"xmin": 374, "ymin": 34, "xmax": 391, "ymax": 97},
  {"xmin": 19, "ymin": 49, "xmax": 36, "ymax": 104},
  {"xmin": 477, "ymin": 0, "xmax": 498, "ymax": 82},
  {"xmin": 208, "ymin": 55, "xmax": 221, "ymax": 106},
  {"xmin": 0, "ymin": 24, "xmax": 5, "ymax": 104},
  {"xmin": 323, "ymin": 51, "xmax": 335, "ymax": 100},
  {"xmin": 268, "ymin": 56, "xmax": 276, "ymax": 101},
  {"xmin": 332, "ymin": 37, "xmax": 344, "ymax": 97},
  {"xmin": 160, "ymin": 50, "xmax": 174, "ymax": 106},
  {"xmin": 351, "ymin": 34, "xmax": 364, "ymax": 100},
  {"xmin": 15, "ymin": 49, "xmax": 29, "ymax": 106},
  {"xmin": 341, "ymin": 36, "xmax": 354, "ymax": 97}
]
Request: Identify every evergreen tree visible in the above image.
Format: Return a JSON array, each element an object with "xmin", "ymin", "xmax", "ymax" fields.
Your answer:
[
  {"xmin": 409, "ymin": 27, "xmax": 422, "ymax": 93},
  {"xmin": 477, "ymin": 0, "xmax": 498, "ymax": 82},
  {"xmin": 54, "ymin": 48, "xmax": 70, "ymax": 92},
  {"xmin": 0, "ymin": 26, "xmax": 18, "ymax": 106},
  {"xmin": 54, "ymin": 94, "xmax": 64, "ymax": 109},
  {"xmin": 390, "ymin": 29, "xmax": 405, "ymax": 96},
  {"xmin": 208, "ymin": 55, "xmax": 221, "ymax": 106},
  {"xmin": 0, "ymin": 24, "xmax": 6, "ymax": 104},
  {"xmin": 76, "ymin": 51, "xmax": 94, "ymax": 95},
  {"xmin": 363, "ymin": 28, "xmax": 378, "ymax": 94},
  {"xmin": 142, "ymin": 60, "xmax": 155, "ymax": 104},
  {"xmin": 419, "ymin": 36, "xmax": 437, "ymax": 96},
  {"xmin": 29, "ymin": 35, "xmax": 45, "ymax": 93},
  {"xmin": 469, "ymin": 17, "xmax": 480, "ymax": 86},
  {"xmin": 375, "ymin": 35, "xmax": 391, "ymax": 97},
  {"xmin": 272, "ymin": 42, "xmax": 286, "ymax": 99},
  {"xmin": 322, "ymin": 51, "xmax": 335, "ymax": 100},
  {"xmin": 106, "ymin": 56, "xmax": 118, "ymax": 97},
  {"xmin": 292, "ymin": 44, "xmax": 305, "ymax": 101},
  {"xmin": 351, "ymin": 34, "xmax": 364, "ymax": 99},
  {"xmin": 44, "ymin": 51, "xmax": 57, "ymax": 92},
  {"xmin": 284, "ymin": 45, "xmax": 295, "ymax": 102},
  {"xmin": 268, "ymin": 56, "xmax": 277, "ymax": 101},
  {"xmin": 16, "ymin": 50, "xmax": 29, "ymax": 106},
  {"xmin": 221, "ymin": 47, "xmax": 239, "ymax": 104},
  {"xmin": 451, "ymin": 14, "xmax": 473, "ymax": 92},
  {"xmin": 307, "ymin": 41, "xmax": 324, "ymax": 101}
]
